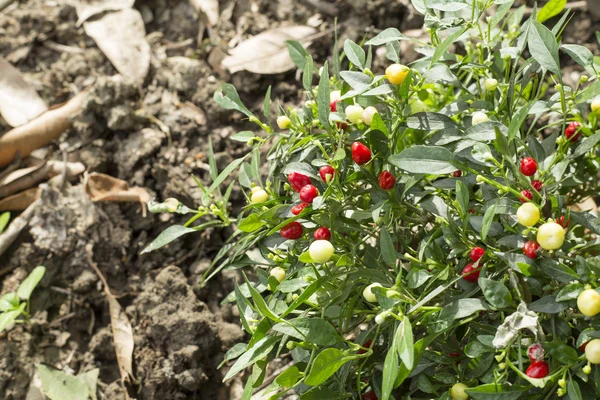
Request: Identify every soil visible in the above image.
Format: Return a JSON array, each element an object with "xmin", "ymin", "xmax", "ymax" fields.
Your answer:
[{"xmin": 0, "ymin": 0, "xmax": 598, "ymax": 399}]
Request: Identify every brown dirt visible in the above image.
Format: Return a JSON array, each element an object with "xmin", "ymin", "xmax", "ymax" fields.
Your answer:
[{"xmin": 0, "ymin": 0, "xmax": 597, "ymax": 399}]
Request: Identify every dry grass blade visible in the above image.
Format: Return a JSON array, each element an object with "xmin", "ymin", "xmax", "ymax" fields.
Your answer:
[
  {"xmin": 0, "ymin": 90, "xmax": 87, "ymax": 167},
  {"xmin": 84, "ymin": 173, "xmax": 150, "ymax": 216},
  {"xmin": 0, "ymin": 57, "xmax": 47, "ymax": 127},
  {"xmin": 0, "ymin": 188, "xmax": 40, "ymax": 212},
  {"xmin": 83, "ymin": 9, "xmax": 150, "ymax": 83},
  {"xmin": 0, "ymin": 196, "xmax": 40, "ymax": 258},
  {"xmin": 189, "ymin": 0, "xmax": 219, "ymax": 26},
  {"xmin": 85, "ymin": 243, "xmax": 135, "ymax": 399},
  {"xmin": 221, "ymin": 25, "xmax": 318, "ymax": 74},
  {"xmin": 75, "ymin": 0, "xmax": 135, "ymax": 25}
]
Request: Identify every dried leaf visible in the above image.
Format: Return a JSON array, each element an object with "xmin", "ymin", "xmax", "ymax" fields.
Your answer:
[
  {"xmin": 190, "ymin": 0, "xmax": 219, "ymax": 26},
  {"xmin": 36, "ymin": 365, "xmax": 99, "ymax": 400},
  {"xmin": 83, "ymin": 9, "xmax": 150, "ymax": 83},
  {"xmin": 0, "ymin": 188, "xmax": 40, "ymax": 211},
  {"xmin": 221, "ymin": 25, "xmax": 317, "ymax": 74},
  {"xmin": 570, "ymin": 197, "xmax": 598, "ymax": 213},
  {"xmin": 85, "ymin": 244, "xmax": 135, "ymax": 398},
  {"xmin": 75, "ymin": 0, "xmax": 135, "ymax": 25},
  {"xmin": 107, "ymin": 294, "xmax": 135, "ymax": 387},
  {"xmin": 25, "ymin": 370, "xmax": 44, "ymax": 400},
  {"xmin": 85, "ymin": 173, "xmax": 150, "ymax": 216},
  {"xmin": 0, "ymin": 197, "xmax": 40, "ymax": 258},
  {"xmin": 493, "ymin": 302, "xmax": 544, "ymax": 348},
  {"xmin": 0, "ymin": 90, "xmax": 87, "ymax": 167},
  {"xmin": 0, "ymin": 57, "xmax": 47, "ymax": 127},
  {"xmin": 0, "ymin": 161, "xmax": 85, "ymax": 199}
]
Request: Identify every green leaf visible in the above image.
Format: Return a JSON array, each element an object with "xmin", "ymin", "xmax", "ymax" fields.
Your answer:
[
  {"xmin": 317, "ymin": 61, "xmax": 331, "ymax": 130},
  {"xmin": 536, "ymin": 0, "xmax": 566, "ymax": 23},
  {"xmin": 305, "ymin": 348, "xmax": 353, "ymax": 386},
  {"xmin": 303, "ymin": 55, "xmax": 314, "ymax": 92},
  {"xmin": 407, "ymin": 269, "xmax": 431, "ymax": 289},
  {"xmin": 272, "ymin": 318, "xmax": 342, "ymax": 346},
  {"xmin": 301, "ymin": 387, "xmax": 341, "ymax": 400},
  {"xmin": 365, "ymin": 27, "xmax": 410, "ymax": 45},
  {"xmin": 527, "ymin": 20, "xmax": 561, "ymax": 77},
  {"xmin": 567, "ymin": 379, "xmax": 583, "ymax": 400},
  {"xmin": 223, "ymin": 336, "xmax": 279, "ymax": 381},
  {"xmin": 406, "ymin": 112, "xmax": 458, "ymax": 131},
  {"xmin": 396, "ymin": 316, "xmax": 414, "ymax": 369},
  {"xmin": 570, "ymin": 211, "xmax": 600, "ymax": 235},
  {"xmin": 456, "ymin": 180, "xmax": 469, "ymax": 216},
  {"xmin": 507, "ymin": 104, "xmax": 532, "ymax": 142},
  {"xmin": 561, "ymin": 44, "xmax": 594, "ymax": 67},
  {"xmin": 17, "ymin": 266, "xmax": 45, "ymax": 301},
  {"xmin": 208, "ymin": 157, "xmax": 245, "ymax": 193},
  {"xmin": 371, "ymin": 112, "xmax": 388, "ymax": 135},
  {"xmin": 529, "ymin": 295, "xmax": 568, "ymax": 314},
  {"xmin": 332, "ymin": 147, "xmax": 346, "ymax": 161},
  {"xmin": 285, "ymin": 40, "xmax": 309, "ymax": 70},
  {"xmin": 385, "ymin": 41, "xmax": 400, "ymax": 63},
  {"xmin": 480, "ymin": 200, "xmax": 497, "ymax": 242},
  {"xmin": 339, "ymin": 71, "xmax": 373, "ymax": 91},
  {"xmin": 263, "ymin": 85, "xmax": 271, "ymax": 119},
  {"xmin": 479, "ymin": 278, "xmax": 512, "ymax": 308},
  {"xmin": 546, "ymin": 343, "xmax": 579, "ymax": 364},
  {"xmin": 141, "ymin": 225, "xmax": 197, "ymax": 254},
  {"xmin": 389, "ymin": 146, "xmax": 456, "ymax": 174},
  {"xmin": 538, "ymin": 258, "xmax": 578, "ymax": 283},
  {"xmin": 238, "ymin": 214, "xmax": 266, "ymax": 233},
  {"xmin": 281, "ymin": 275, "xmax": 330, "ymax": 318},
  {"xmin": 0, "ymin": 292, "xmax": 18, "ymax": 312},
  {"xmin": 37, "ymin": 364, "xmax": 90, "ymax": 400},
  {"xmin": 380, "ymin": 229, "xmax": 396, "ymax": 266},
  {"xmin": 556, "ymin": 283, "xmax": 584, "ymax": 302},
  {"xmin": 438, "ymin": 298, "xmax": 491, "ymax": 321},
  {"xmin": 343, "ymin": 39, "xmax": 366, "ymax": 68},
  {"xmin": 0, "ymin": 212, "xmax": 9, "ymax": 234},
  {"xmin": 572, "ymin": 131, "xmax": 600, "ymax": 158},
  {"xmin": 283, "ymin": 161, "xmax": 319, "ymax": 179},
  {"xmin": 0, "ymin": 309, "xmax": 21, "ymax": 333},
  {"xmin": 576, "ymin": 80, "xmax": 600, "ymax": 104},
  {"xmin": 218, "ymin": 343, "xmax": 247, "ymax": 369},
  {"xmin": 231, "ymin": 131, "xmax": 255, "ymax": 143},
  {"xmin": 465, "ymin": 384, "xmax": 529, "ymax": 400},
  {"xmin": 275, "ymin": 366, "xmax": 302, "ymax": 388},
  {"xmin": 381, "ymin": 338, "xmax": 399, "ymax": 400},
  {"xmin": 243, "ymin": 274, "xmax": 282, "ymax": 323},
  {"xmin": 490, "ymin": 1, "xmax": 516, "ymax": 30},
  {"xmin": 214, "ymin": 84, "xmax": 254, "ymax": 118},
  {"xmin": 429, "ymin": 27, "xmax": 467, "ymax": 67}
]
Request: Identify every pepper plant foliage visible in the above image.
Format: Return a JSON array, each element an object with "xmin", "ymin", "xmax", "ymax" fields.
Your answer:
[{"xmin": 145, "ymin": 1, "xmax": 600, "ymax": 399}]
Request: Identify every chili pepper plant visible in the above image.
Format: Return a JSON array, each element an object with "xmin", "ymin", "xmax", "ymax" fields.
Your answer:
[{"xmin": 144, "ymin": 1, "xmax": 600, "ymax": 399}]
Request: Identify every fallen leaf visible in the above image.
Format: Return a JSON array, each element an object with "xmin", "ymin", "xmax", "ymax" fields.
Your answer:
[
  {"xmin": 570, "ymin": 197, "xmax": 598, "ymax": 213},
  {"xmin": 0, "ymin": 161, "xmax": 85, "ymax": 199},
  {"xmin": 0, "ymin": 90, "xmax": 87, "ymax": 167},
  {"xmin": 85, "ymin": 244, "xmax": 135, "ymax": 398},
  {"xmin": 37, "ymin": 364, "xmax": 99, "ymax": 400},
  {"xmin": 84, "ymin": 173, "xmax": 150, "ymax": 216},
  {"xmin": 25, "ymin": 370, "xmax": 44, "ymax": 400},
  {"xmin": 83, "ymin": 9, "xmax": 150, "ymax": 83},
  {"xmin": 75, "ymin": 0, "xmax": 135, "ymax": 25},
  {"xmin": 0, "ymin": 196, "xmax": 40, "ymax": 258},
  {"xmin": 189, "ymin": 0, "xmax": 219, "ymax": 26},
  {"xmin": 107, "ymin": 295, "xmax": 135, "ymax": 387},
  {"xmin": 0, "ymin": 57, "xmax": 47, "ymax": 127},
  {"xmin": 0, "ymin": 188, "xmax": 40, "ymax": 211},
  {"xmin": 221, "ymin": 25, "xmax": 317, "ymax": 74}
]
